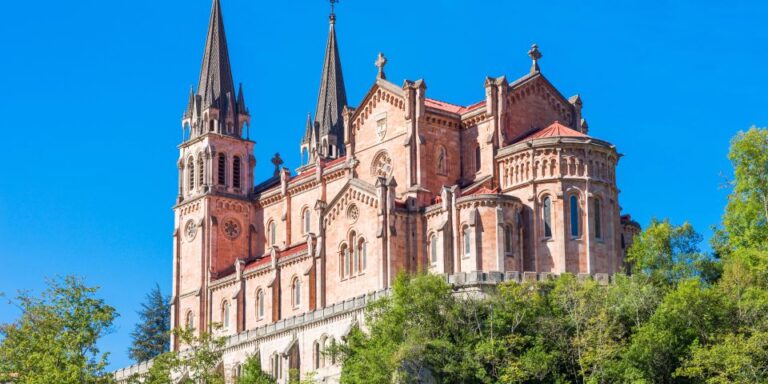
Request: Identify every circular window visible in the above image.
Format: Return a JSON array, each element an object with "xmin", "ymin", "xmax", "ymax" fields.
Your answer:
[
  {"xmin": 222, "ymin": 217, "xmax": 242, "ymax": 240},
  {"xmin": 347, "ymin": 204, "xmax": 360, "ymax": 223},
  {"xmin": 371, "ymin": 151, "xmax": 393, "ymax": 178},
  {"xmin": 185, "ymin": 220, "xmax": 198, "ymax": 241}
]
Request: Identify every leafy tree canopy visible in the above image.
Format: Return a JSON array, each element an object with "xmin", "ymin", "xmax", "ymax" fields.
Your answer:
[{"xmin": 0, "ymin": 275, "xmax": 117, "ymax": 384}]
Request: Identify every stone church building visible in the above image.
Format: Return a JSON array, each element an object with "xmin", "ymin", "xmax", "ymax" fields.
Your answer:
[{"xmin": 115, "ymin": 0, "xmax": 640, "ymax": 382}]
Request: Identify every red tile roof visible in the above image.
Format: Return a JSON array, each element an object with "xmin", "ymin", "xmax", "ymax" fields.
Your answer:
[
  {"xmin": 471, "ymin": 186, "xmax": 500, "ymax": 195},
  {"xmin": 517, "ymin": 121, "xmax": 588, "ymax": 141},
  {"xmin": 243, "ymin": 242, "xmax": 310, "ymax": 272},
  {"xmin": 425, "ymin": 98, "xmax": 486, "ymax": 115}
]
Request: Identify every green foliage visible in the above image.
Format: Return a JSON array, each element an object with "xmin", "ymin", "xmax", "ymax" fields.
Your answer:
[
  {"xmin": 722, "ymin": 127, "xmax": 768, "ymax": 251},
  {"xmin": 238, "ymin": 354, "xmax": 276, "ymax": 384},
  {"xmin": 0, "ymin": 275, "xmax": 117, "ymax": 384},
  {"xmin": 129, "ymin": 284, "xmax": 170, "ymax": 362},
  {"xmin": 626, "ymin": 219, "xmax": 719, "ymax": 286},
  {"xmin": 127, "ymin": 328, "xmax": 226, "ymax": 384}
]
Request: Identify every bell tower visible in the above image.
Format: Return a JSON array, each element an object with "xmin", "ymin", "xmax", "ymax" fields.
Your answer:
[{"xmin": 171, "ymin": 0, "xmax": 255, "ymax": 349}]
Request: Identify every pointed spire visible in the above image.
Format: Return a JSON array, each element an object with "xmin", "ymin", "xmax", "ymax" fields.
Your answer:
[
  {"xmin": 314, "ymin": 3, "xmax": 347, "ymax": 155},
  {"xmin": 302, "ymin": 112, "xmax": 313, "ymax": 144},
  {"xmin": 197, "ymin": 0, "xmax": 236, "ymax": 111},
  {"xmin": 237, "ymin": 83, "xmax": 247, "ymax": 113},
  {"xmin": 184, "ymin": 86, "xmax": 196, "ymax": 118}
]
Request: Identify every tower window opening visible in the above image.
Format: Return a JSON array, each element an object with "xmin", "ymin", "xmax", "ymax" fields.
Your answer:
[
  {"xmin": 188, "ymin": 157, "xmax": 195, "ymax": 192},
  {"xmin": 233, "ymin": 156, "xmax": 242, "ymax": 189},
  {"xmin": 218, "ymin": 154, "xmax": 226, "ymax": 186}
]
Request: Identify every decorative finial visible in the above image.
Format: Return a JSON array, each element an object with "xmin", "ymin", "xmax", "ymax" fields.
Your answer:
[
  {"xmin": 375, "ymin": 52, "xmax": 388, "ymax": 80},
  {"xmin": 271, "ymin": 153, "xmax": 284, "ymax": 176},
  {"xmin": 528, "ymin": 44, "xmax": 542, "ymax": 73},
  {"xmin": 329, "ymin": 0, "xmax": 339, "ymax": 24}
]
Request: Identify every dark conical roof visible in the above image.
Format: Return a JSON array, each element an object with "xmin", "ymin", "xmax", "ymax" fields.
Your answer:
[
  {"xmin": 314, "ymin": 14, "xmax": 347, "ymax": 144},
  {"xmin": 197, "ymin": 0, "xmax": 236, "ymax": 110}
]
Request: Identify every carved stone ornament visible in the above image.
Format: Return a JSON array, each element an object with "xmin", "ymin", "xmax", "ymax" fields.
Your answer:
[
  {"xmin": 185, "ymin": 220, "xmax": 198, "ymax": 241},
  {"xmin": 222, "ymin": 217, "xmax": 241, "ymax": 240},
  {"xmin": 371, "ymin": 151, "xmax": 393, "ymax": 178},
  {"xmin": 347, "ymin": 204, "xmax": 360, "ymax": 223}
]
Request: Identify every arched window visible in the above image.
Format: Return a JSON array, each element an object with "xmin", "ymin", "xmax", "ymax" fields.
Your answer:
[
  {"xmin": 357, "ymin": 238, "xmax": 366, "ymax": 273},
  {"xmin": 302, "ymin": 209, "xmax": 311, "ymax": 235},
  {"xmin": 209, "ymin": 119, "xmax": 214, "ymax": 132},
  {"xmin": 340, "ymin": 244, "xmax": 350, "ymax": 278},
  {"xmin": 188, "ymin": 157, "xmax": 195, "ymax": 192},
  {"xmin": 430, "ymin": 233, "xmax": 438, "ymax": 264},
  {"xmin": 269, "ymin": 221, "xmax": 277, "ymax": 246},
  {"xmin": 594, "ymin": 198, "xmax": 602, "ymax": 240},
  {"xmin": 233, "ymin": 364, "xmax": 242, "ymax": 379},
  {"xmin": 271, "ymin": 353, "xmax": 281, "ymax": 378},
  {"xmin": 570, "ymin": 195, "xmax": 580, "ymax": 237},
  {"xmin": 233, "ymin": 156, "xmax": 241, "ymax": 189},
  {"xmin": 621, "ymin": 233, "xmax": 626, "ymax": 249},
  {"xmin": 543, "ymin": 196, "xmax": 553, "ymax": 238},
  {"xmin": 256, "ymin": 289, "xmax": 265, "ymax": 320},
  {"xmin": 197, "ymin": 156, "xmax": 204, "ymax": 188},
  {"xmin": 292, "ymin": 277, "xmax": 301, "ymax": 308},
  {"xmin": 437, "ymin": 146, "xmax": 447, "ymax": 175},
  {"xmin": 349, "ymin": 231, "xmax": 358, "ymax": 274},
  {"xmin": 217, "ymin": 154, "xmax": 226, "ymax": 186},
  {"xmin": 475, "ymin": 146, "xmax": 481, "ymax": 173},
  {"xmin": 462, "ymin": 226, "xmax": 471, "ymax": 257},
  {"xmin": 504, "ymin": 225, "xmax": 514, "ymax": 255},
  {"xmin": 313, "ymin": 341, "xmax": 321, "ymax": 369},
  {"xmin": 221, "ymin": 300, "xmax": 230, "ymax": 329},
  {"xmin": 186, "ymin": 310, "xmax": 195, "ymax": 330}
]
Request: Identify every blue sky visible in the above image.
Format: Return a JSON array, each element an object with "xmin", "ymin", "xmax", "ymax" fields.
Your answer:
[{"xmin": 0, "ymin": 0, "xmax": 766, "ymax": 371}]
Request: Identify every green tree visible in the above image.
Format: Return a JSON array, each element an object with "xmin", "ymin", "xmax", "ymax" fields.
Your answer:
[
  {"xmin": 0, "ymin": 275, "xmax": 117, "ymax": 384},
  {"xmin": 722, "ymin": 127, "xmax": 768, "ymax": 251},
  {"xmin": 238, "ymin": 354, "xmax": 276, "ymax": 384},
  {"xmin": 626, "ymin": 219, "xmax": 719, "ymax": 286},
  {"xmin": 128, "ymin": 328, "xmax": 226, "ymax": 384},
  {"xmin": 129, "ymin": 284, "xmax": 170, "ymax": 362}
]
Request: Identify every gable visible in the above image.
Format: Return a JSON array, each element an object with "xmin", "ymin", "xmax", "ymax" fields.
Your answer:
[
  {"xmin": 503, "ymin": 74, "xmax": 577, "ymax": 142},
  {"xmin": 323, "ymin": 179, "xmax": 379, "ymax": 228}
]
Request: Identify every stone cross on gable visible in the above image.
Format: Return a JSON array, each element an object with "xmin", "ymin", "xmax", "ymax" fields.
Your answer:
[
  {"xmin": 375, "ymin": 52, "xmax": 387, "ymax": 80},
  {"xmin": 271, "ymin": 153, "xmax": 283, "ymax": 176},
  {"xmin": 528, "ymin": 44, "xmax": 542, "ymax": 74}
]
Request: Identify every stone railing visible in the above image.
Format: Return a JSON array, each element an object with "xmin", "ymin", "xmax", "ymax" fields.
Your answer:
[
  {"xmin": 115, "ymin": 271, "xmax": 613, "ymax": 380},
  {"xmin": 114, "ymin": 289, "xmax": 389, "ymax": 381}
]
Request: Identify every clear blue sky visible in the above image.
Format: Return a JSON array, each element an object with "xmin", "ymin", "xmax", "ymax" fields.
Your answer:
[{"xmin": 0, "ymin": 0, "xmax": 766, "ymax": 371}]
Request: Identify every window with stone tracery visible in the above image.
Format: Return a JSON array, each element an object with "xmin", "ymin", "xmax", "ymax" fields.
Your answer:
[
  {"xmin": 430, "ymin": 233, "xmax": 438, "ymax": 264},
  {"xmin": 371, "ymin": 151, "xmax": 393, "ymax": 178},
  {"xmin": 186, "ymin": 310, "xmax": 195, "ymax": 330}
]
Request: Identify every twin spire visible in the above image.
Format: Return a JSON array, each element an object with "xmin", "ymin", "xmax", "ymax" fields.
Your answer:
[{"xmin": 187, "ymin": 0, "xmax": 347, "ymax": 154}]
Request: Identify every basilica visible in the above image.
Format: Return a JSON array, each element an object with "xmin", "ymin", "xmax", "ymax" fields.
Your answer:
[{"xmin": 115, "ymin": 0, "xmax": 640, "ymax": 382}]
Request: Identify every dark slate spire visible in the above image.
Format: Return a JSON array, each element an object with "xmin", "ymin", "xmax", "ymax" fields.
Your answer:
[
  {"xmin": 197, "ymin": 0, "xmax": 236, "ymax": 111},
  {"xmin": 302, "ymin": 112, "xmax": 313, "ymax": 144},
  {"xmin": 314, "ymin": 10, "xmax": 347, "ymax": 153}
]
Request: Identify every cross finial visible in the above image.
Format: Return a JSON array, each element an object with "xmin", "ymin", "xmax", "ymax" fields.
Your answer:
[
  {"xmin": 375, "ymin": 52, "xmax": 387, "ymax": 80},
  {"xmin": 528, "ymin": 44, "xmax": 542, "ymax": 73},
  {"xmin": 271, "ymin": 153, "xmax": 284, "ymax": 176},
  {"xmin": 329, "ymin": 0, "xmax": 339, "ymax": 24}
]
